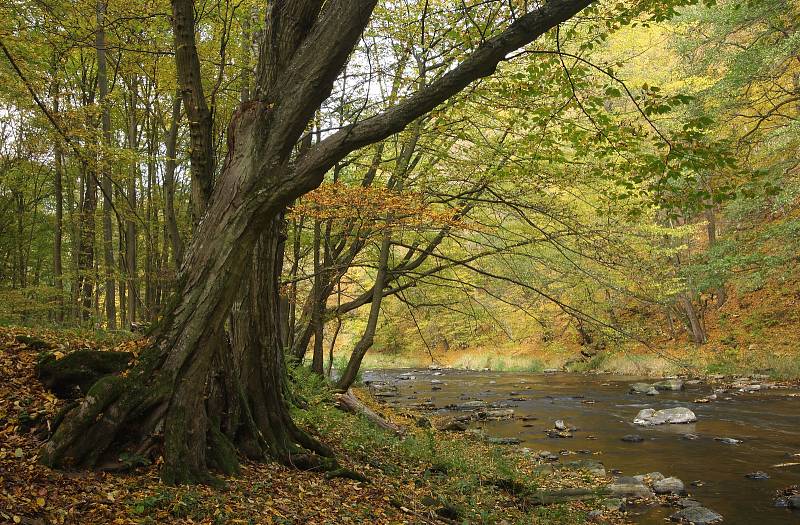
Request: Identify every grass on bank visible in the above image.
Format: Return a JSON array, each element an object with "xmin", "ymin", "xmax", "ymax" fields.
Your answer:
[{"xmin": 0, "ymin": 326, "xmax": 620, "ymax": 525}]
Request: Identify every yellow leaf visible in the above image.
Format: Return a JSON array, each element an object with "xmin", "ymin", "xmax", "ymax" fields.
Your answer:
[
  {"xmin": 13, "ymin": 516, "xmax": 21, "ymax": 524},
  {"xmin": 36, "ymin": 497, "xmax": 45, "ymax": 507}
]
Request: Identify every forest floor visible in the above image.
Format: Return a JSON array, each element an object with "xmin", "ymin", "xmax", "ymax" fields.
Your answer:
[{"xmin": 0, "ymin": 327, "xmax": 632, "ymax": 525}]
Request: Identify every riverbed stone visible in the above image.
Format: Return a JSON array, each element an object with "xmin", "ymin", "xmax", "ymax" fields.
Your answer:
[
  {"xmin": 630, "ymin": 382, "xmax": 653, "ymax": 394},
  {"xmin": 480, "ymin": 408, "xmax": 515, "ymax": 420},
  {"xmin": 677, "ymin": 498, "xmax": 702, "ymax": 508},
  {"xmin": 653, "ymin": 379, "xmax": 685, "ymax": 391},
  {"xmin": 634, "ymin": 407, "xmax": 697, "ymax": 426},
  {"xmin": 714, "ymin": 437, "xmax": 742, "ymax": 445},
  {"xmin": 603, "ymin": 498, "xmax": 624, "ymax": 511},
  {"xmin": 486, "ymin": 436, "xmax": 522, "ymax": 445},
  {"xmin": 633, "ymin": 472, "xmax": 664, "ymax": 483},
  {"xmin": 563, "ymin": 459, "xmax": 606, "ymax": 476},
  {"xmin": 745, "ymin": 471, "xmax": 769, "ymax": 480},
  {"xmin": 452, "ymin": 400, "xmax": 488, "ymax": 410},
  {"xmin": 607, "ymin": 482, "xmax": 654, "ymax": 499},
  {"xmin": 621, "ymin": 434, "xmax": 644, "ymax": 443},
  {"xmin": 653, "ymin": 477, "xmax": 685, "ymax": 494},
  {"xmin": 669, "ymin": 506, "xmax": 723, "ymax": 524}
]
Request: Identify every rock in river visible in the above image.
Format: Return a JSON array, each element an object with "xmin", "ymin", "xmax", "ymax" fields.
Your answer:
[
  {"xmin": 630, "ymin": 382, "xmax": 653, "ymax": 394},
  {"xmin": 607, "ymin": 479, "xmax": 654, "ymax": 499},
  {"xmin": 621, "ymin": 434, "xmax": 644, "ymax": 443},
  {"xmin": 563, "ymin": 459, "xmax": 606, "ymax": 476},
  {"xmin": 486, "ymin": 437, "xmax": 522, "ymax": 445},
  {"xmin": 653, "ymin": 379, "xmax": 685, "ymax": 391},
  {"xmin": 669, "ymin": 506, "xmax": 723, "ymax": 524},
  {"xmin": 653, "ymin": 477, "xmax": 685, "ymax": 495},
  {"xmin": 714, "ymin": 437, "xmax": 742, "ymax": 445},
  {"xmin": 745, "ymin": 471, "xmax": 769, "ymax": 480},
  {"xmin": 634, "ymin": 407, "xmax": 696, "ymax": 426}
]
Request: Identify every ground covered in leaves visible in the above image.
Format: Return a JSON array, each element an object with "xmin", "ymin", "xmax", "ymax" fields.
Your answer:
[{"xmin": 1, "ymin": 327, "xmax": 627, "ymax": 524}]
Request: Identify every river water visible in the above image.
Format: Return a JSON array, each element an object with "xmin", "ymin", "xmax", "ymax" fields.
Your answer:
[{"xmin": 363, "ymin": 369, "xmax": 800, "ymax": 524}]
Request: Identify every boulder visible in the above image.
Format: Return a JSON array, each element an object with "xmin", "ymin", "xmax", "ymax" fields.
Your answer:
[
  {"xmin": 37, "ymin": 350, "xmax": 134, "ymax": 398},
  {"xmin": 634, "ymin": 407, "xmax": 696, "ymax": 426},
  {"xmin": 15, "ymin": 334, "xmax": 53, "ymax": 350},
  {"xmin": 653, "ymin": 477, "xmax": 685, "ymax": 494},
  {"xmin": 677, "ymin": 499, "xmax": 702, "ymax": 508},
  {"xmin": 669, "ymin": 507, "xmax": 723, "ymax": 524}
]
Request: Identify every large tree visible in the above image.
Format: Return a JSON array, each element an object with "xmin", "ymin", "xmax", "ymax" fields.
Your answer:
[{"xmin": 40, "ymin": 0, "xmax": 601, "ymax": 484}]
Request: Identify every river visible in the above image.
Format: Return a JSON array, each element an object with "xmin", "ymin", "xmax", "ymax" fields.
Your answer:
[{"xmin": 362, "ymin": 369, "xmax": 800, "ymax": 524}]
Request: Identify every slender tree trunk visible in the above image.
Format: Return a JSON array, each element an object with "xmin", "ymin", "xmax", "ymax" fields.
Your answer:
[
  {"xmin": 705, "ymin": 206, "xmax": 727, "ymax": 307},
  {"xmin": 163, "ymin": 95, "xmax": 184, "ymax": 267},
  {"xmin": 126, "ymin": 81, "xmax": 138, "ymax": 326},
  {"xmin": 118, "ymin": 197, "xmax": 127, "ymax": 328},
  {"xmin": 97, "ymin": 0, "xmax": 116, "ymax": 329},
  {"xmin": 336, "ymin": 227, "xmax": 392, "ymax": 391},
  {"xmin": 145, "ymin": 107, "xmax": 157, "ymax": 320},
  {"xmin": 310, "ymin": 219, "xmax": 324, "ymax": 374},
  {"xmin": 52, "ymin": 80, "xmax": 65, "ymax": 323},
  {"xmin": 78, "ymin": 161, "xmax": 97, "ymax": 323},
  {"xmin": 67, "ymin": 156, "xmax": 79, "ymax": 322},
  {"xmin": 678, "ymin": 293, "xmax": 706, "ymax": 344}
]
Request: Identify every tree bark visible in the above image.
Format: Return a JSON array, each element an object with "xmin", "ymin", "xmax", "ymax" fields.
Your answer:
[{"xmin": 77, "ymin": 160, "xmax": 97, "ymax": 323}]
